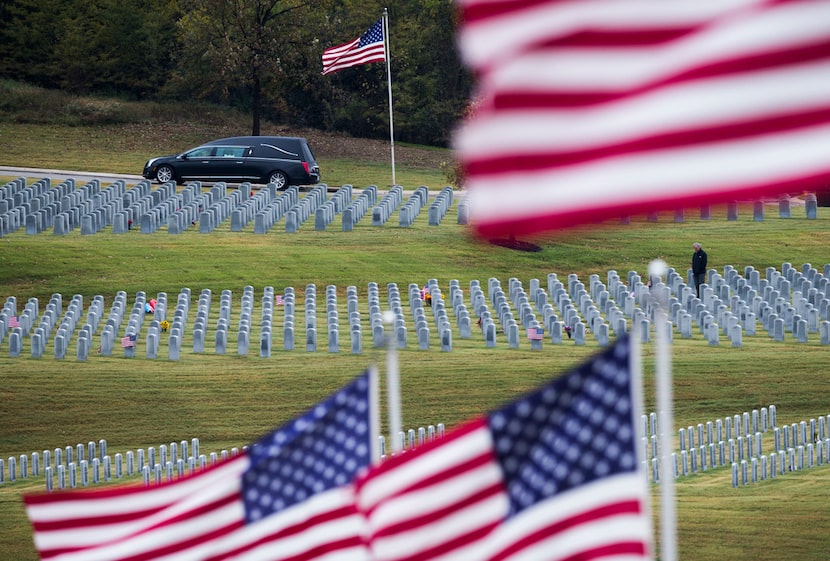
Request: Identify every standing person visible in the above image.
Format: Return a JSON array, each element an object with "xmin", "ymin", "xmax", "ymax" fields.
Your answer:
[{"xmin": 692, "ymin": 242, "xmax": 708, "ymax": 298}]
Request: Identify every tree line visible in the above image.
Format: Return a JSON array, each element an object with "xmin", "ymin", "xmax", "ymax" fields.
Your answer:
[{"xmin": 0, "ymin": 0, "xmax": 472, "ymax": 146}]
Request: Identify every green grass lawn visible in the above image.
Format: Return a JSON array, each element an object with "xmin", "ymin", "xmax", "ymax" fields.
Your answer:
[
  {"xmin": 2, "ymin": 119, "xmax": 830, "ymax": 560},
  {"xmin": 0, "ymin": 121, "xmax": 450, "ymax": 190}
]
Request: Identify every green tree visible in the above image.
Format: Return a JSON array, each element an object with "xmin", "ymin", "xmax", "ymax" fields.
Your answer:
[
  {"xmin": 54, "ymin": 0, "xmax": 178, "ymax": 96},
  {"xmin": 0, "ymin": 0, "xmax": 473, "ymax": 147},
  {"xmin": 0, "ymin": 0, "xmax": 70, "ymax": 87},
  {"xmin": 389, "ymin": 0, "xmax": 471, "ymax": 145},
  {"xmin": 173, "ymin": 0, "xmax": 329, "ymax": 135}
]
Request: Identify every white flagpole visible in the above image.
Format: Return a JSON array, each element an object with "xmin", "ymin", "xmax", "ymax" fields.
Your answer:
[
  {"xmin": 650, "ymin": 258, "xmax": 677, "ymax": 561},
  {"xmin": 630, "ymin": 327, "xmax": 645, "ymax": 469},
  {"xmin": 383, "ymin": 310, "xmax": 402, "ymax": 454},
  {"xmin": 382, "ymin": 8, "xmax": 397, "ymax": 186},
  {"xmin": 629, "ymin": 320, "xmax": 656, "ymax": 557},
  {"xmin": 368, "ymin": 364, "xmax": 381, "ymax": 465}
]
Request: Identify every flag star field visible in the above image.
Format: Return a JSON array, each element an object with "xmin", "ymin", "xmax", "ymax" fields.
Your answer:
[
  {"xmin": 242, "ymin": 374, "xmax": 371, "ymax": 522},
  {"xmin": 488, "ymin": 336, "xmax": 635, "ymax": 517}
]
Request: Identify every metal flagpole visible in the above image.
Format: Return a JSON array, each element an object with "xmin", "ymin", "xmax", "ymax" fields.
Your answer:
[
  {"xmin": 630, "ymin": 324, "xmax": 646, "ymax": 467},
  {"xmin": 382, "ymin": 8, "xmax": 397, "ymax": 186},
  {"xmin": 650, "ymin": 258, "xmax": 677, "ymax": 561},
  {"xmin": 368, "ymin": 364, "xmax": 381, "ymax": 465},
  {"xmin": 383, "ymin": 310, "xmax": 402, "ymax": 454}
]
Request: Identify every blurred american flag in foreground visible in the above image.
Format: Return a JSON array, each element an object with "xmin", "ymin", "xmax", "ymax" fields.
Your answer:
[{"xmin": 455, "ymin": 0, "xmax": 830, "ymax": 239}]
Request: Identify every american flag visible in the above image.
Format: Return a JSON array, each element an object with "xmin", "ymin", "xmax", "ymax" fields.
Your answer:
[
  {"xmin": 322, "ymin": 19, "xmax": 386, "ymax": 75},
  {"xmin": 24, "ymin": 372, "xmax": 373, "ymax": 561},
  {"xmin": 275, "ymin": 294, "xmax": 285, "ymax": 306},
  {"xmin": 356, "ymin": 335, "xmax": 651, "ymax": 561},
  {"xmin": 526, "ymin": 326, "xmax": 544, "ymax": 340},
  {"xmin": 120, "ymin": 334, "xmax": 137, "ymax": 348},
  {"xmin": 455, "ymin": 0, "xmax": 830, "ymax": 238},
  {"xmin": 8, "ymin": 315, "xmax": 20, "ymax": 328}
]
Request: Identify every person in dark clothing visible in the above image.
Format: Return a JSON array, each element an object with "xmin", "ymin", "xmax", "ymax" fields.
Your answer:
[{"xmin": 692, "ymin": 242, "xmax": 708, "ymax": 298}]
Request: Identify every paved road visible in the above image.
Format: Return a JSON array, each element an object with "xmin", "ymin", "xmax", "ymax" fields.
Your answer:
[{"xmin": 0, "ymin": 166, "xmax": 144, "ymax": 184}]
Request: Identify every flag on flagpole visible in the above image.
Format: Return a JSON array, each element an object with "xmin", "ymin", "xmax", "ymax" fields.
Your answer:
[
  {"xmin": 8, "ymin": 315, "xmax": 20, "ymax": 328},
  {"xmin": 322, "ymin": 19, "xmax": 386, "ymax": 75},
  {"xmin": 24, "ymin": 372, "xmax": 373, "ymax": 561},
  {"xmin": 455, "ymin": 0, "xmax": 830, "ymax": 238},
  {"xmin": 355, "ymin": 335, "xmax": 652, "ymax": 561},
  {"xmin": 120, "ymin": 334, "xmax": 136, "ymax": 348},
  {"xmin": 526, "ymin": 326, "xmax": 544, "ymax": 340}
]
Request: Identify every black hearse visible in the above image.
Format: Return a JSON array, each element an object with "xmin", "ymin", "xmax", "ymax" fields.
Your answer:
[{"xmin": 142, "ymin": 136, "xmax": 321, "ymax": 189}]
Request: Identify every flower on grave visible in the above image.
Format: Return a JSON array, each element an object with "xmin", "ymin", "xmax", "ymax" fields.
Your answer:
[{"xmin": 160, "ymin": 320, "xmax": 170, "ymax": 332}]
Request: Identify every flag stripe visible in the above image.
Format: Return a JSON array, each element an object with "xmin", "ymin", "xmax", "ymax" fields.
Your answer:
[
  {"xmin": 483, "ymin": 45, "xmax": 830, "ymax": 110},
  {"xmin": 534, "ymin": 28, "xmax": 698, "ymax": 48},
  {"xmin": 366, "ymin": 460, "xmax": 505, "ymax": 547},
  {"xmin": 359, "ymin": 420, "xmax": 510, "ymax": 561},
  {"xmin": 371, "ymin": 497, "xmax": 505, "ymax": 561},
  {"xmin": 456, "ymin": 0, "xmax": 830, "ymax": 237},
  {"xmin": 322, "ymin": 38, "xmax": 360, "ymax": 61},
  {"xmin": 386, "ymin": 518, "xmax": 499, "ymax": 561},
  {"xmin": 465, "ymin": 122, "xmax": 830, "ymax": 235},
  {"xmin": 26, "ymin": 459, "xmax": 244, "ymax": 515},
  {"xmin": 359, "ymin": 419, "xmax": 491, "ymax": 506},
  {"xmin": 322, "ymin": 47, "xmax": 385, "ymax": 75},
  {"xmin": 27, "ymin": 457, "xmax": 247, "ymax": 543},
  {"xmin": 37, "ymin": 501, "xmax": 245, "ymax": 561},
  {"xmin": 365, "ymin": 449, "xmax": 496, "ymax": 519},
  {"xmin": 482, "ymin": 470, "xmax": 651, "ymax": 561},
  {"xmin": 461, "ymin": 58, "xmax": 830, "ymax": 164},
  {"xmin": 491, "ymin": 501, "xmax": 645, "ymax": 561},
  {"xmin": 458, "ymin": 0, "xmax": 757, "ymax": 70},
  {"xmin": 201, "ymin": 489, "xmax": 366, "ymax": 561},
  {"xmin": 371, "ymin": 476, "xmax": 502, "ymax": 539},
  {"xmin": 475, "ymin": 8, "xmax": 830, "ymax": 100},
  {"xmin": 464, "ymin": 7, "xmax": 830, "ymax": 139},
  {"xmin": 30, "ymin": 482, "xmax": 241, "ymax": 533},
  {"xmin": 465, "ymin": 104, "xmax": 830, "ymax": 176}
]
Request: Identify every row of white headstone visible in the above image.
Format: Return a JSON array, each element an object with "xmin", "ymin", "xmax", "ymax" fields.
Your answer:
[
  {"xmin": 640, "ymin": 404, "xmax": 830, "ymax": 486},
  {"xmin": 1, "ymin": 423, "xmax": 447, "ymax": 490},
  {"xmin": 1, "ymin": 176, "xmax": 460, "ymax": 237},
  {"xmin": 4, "ymin": 172, "xmax": 827, "ymax": 239},
  {"xmin": 3, "ymin": 263, "xmax": 830, "ymax": 359}
]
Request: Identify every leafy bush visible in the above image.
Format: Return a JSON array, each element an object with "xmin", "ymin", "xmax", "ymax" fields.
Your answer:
[
  {"xmin": 62, "ymin": 97, "xmax": 132, "ymax": 125},
  {"xmin": 440, "ymin": 158, "xmax": 466, "ymax": 190}
]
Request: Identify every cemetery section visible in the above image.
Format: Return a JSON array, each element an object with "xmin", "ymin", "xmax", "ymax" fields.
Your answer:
[
  {"xmin": 3, "ymin": 263, "xmax": 830, "ymax": 492},
  {"xmin": 0, "ymin": 176, "xmax": 460, "ymax": 237},
  {"xmin": 643, "ymin": 406, "xmax": 830, "ymax": 487},
  {"xmin": 5, "ymin": 400, "xmax": 830, "ymax": 492},
  {"xmin": 3, "ymin": 263, "xmax": 830, "ymax": 362},
  {"xmin": 0, "ymin": 423, "xmax": 448, "ymax": 492},
  {"xmin": 0, "ymin": 176, "xmax": 823, "ymax": 238},
  {"xmin": 3, "ymin": 174, "xmax": 830, "ymax": 493}
]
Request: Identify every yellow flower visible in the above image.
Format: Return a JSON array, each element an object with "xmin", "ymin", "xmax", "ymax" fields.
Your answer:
[{"xmin": 160, "ymin": 320, "xmax": 170, "ymax": 332}]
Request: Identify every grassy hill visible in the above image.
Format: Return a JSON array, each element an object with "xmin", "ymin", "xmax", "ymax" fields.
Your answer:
[
  {"xmin": 2, "ymin": 87, "xmax": 830, "ymax": 561},
  {"xmin": 0, "ymin": 80, "xmax": 452, "ymax": 189}
]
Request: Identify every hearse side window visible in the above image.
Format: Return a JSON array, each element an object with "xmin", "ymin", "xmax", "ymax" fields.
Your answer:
[
  {"xmin": 215, "ymin": 146, "xmax": 247, "ymax": 157},
  {"xmin": 186, "ymin": 147, "xmax": 215, "ymax": 158}
]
